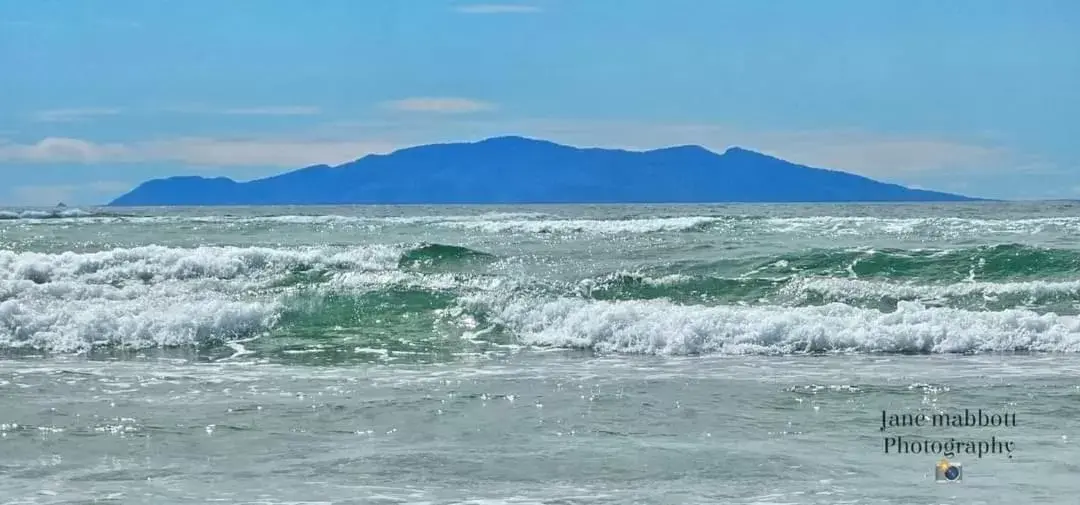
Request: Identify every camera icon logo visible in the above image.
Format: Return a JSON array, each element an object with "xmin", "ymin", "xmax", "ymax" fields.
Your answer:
[{"xmin": 935, "ymin": 459, "xmax": 962, "ymax": 483}]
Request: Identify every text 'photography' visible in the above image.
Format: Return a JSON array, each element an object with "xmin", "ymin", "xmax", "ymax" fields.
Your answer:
[{"xmin": 880, "ymin": 408, "xmax": 1023, "ymax": 482}]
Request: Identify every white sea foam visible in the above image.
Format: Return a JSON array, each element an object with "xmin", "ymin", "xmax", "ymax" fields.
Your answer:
[
  {"xmin": 462, "ymin": 295, "xmax": 1080, "ymax": 355},
  {"xmin": 0, "ymin": 208, "xmax": 94, "ymax": 220},
  {"xmin": 757, "ymin": 216, "xmax": 1080, "ymax": 238},
  {"xmin": 5, "ymin": 242, "xmax": 1080, "ymax": 355},
  {"xmin": 582, "ymin": 270, "xmax": 1080, "ymax": 308},
  {"xmin": 184, "ymin": 211, "xmax": 553, "ymax": 226},
  {"xmin": 584, "ymin": 271, "xmax": 697, "ymax": 287},
  {"xmin": 8, "ymin": 212, "xmax": 1080, "ymax": 238},
  {"xmin": 329, "ymin": 270, "xmax": 508, "ymax": 292},
  {"xmin": 0, "ymin": 245, "xmax": 406, "ymax": 353},
  {"xmin": 0, "ymin": 244, "xmax": 403, "ymax": 287},
  {"xmin": 433, "ymin": 216, "xmax": 721, "ymax": 234},
  {"xmin": 779, "ymin": 277, "xmax": 1080, "ymax": 305},
  {"xmin": 0, "ymin": 296, "xmax": 280, "ymax": 353},
  {"xmin": 0, "ymin": 210, "xmax": 551, "ymax": 226},
  {"xmin": 431, "ymin": 214, "xmax": 1074, "ymax": 237}
]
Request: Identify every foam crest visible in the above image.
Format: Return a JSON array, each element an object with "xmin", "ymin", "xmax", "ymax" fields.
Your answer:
[
  {"xmin": 465, "ymin": 296, "xmax": 1080, "ymax": 355},
  {"xmin": 0, "ymin": 296, "xmax": 280, "ymax": 353},
  {"xmin": 0, "ymin": 210, "xmax": 551, "ymax": 226},
  {"xmin": 329, "ymin": 270, "xmax": 508, "ymax": 292},
  {"xmin": 428, "ymin": 215, "xmax": 1080, "ymax": 237},
  {"xmin": 9, "ymin": 212, "xmax": 1080, "ymax": 239},
  {"xmin": 566, "ymin": 268, "xmax": 1080, "ymax": 315},
  {"xmin": 437, "ymin": 217, "xmax": 720, "ymax": 234},
  {"xmin": 187, "ymin": 211, "xmax": 552, "ymax": 226},
  {"xmin": 780, "ymin": 277, "xmax": 1080, "ymax": 306},
  {"xmin": 0, "ymin": 245, "xmax": 403, "ymax": 286},
  {"xmin": 759, "ymin": 216, "xmax": 1080, "ymax": 238},
  {"xmin": 0, "ymin": 244, "xmax": 412, "ymax": 353},
  {"xmin": 0, "ymin": 208, "xmax": 95, "ymax": 220}
]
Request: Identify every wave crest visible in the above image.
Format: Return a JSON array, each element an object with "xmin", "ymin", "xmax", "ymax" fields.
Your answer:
[
  {"xmin": 461, "ymin": 296, "xmax": 1080, "ymax": 355},
  {"xmin": 6, "ymin": 242, "xmax": 1080, "ymax": 357},
  {"xmin": 0, "ymin": 243, "xmax": 491, "ymax": 353}
]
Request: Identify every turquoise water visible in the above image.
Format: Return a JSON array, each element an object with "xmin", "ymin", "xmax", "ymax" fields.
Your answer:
[{"xmin": 1, "ymin": 203, "xmax": 1078, "ymax": 504}]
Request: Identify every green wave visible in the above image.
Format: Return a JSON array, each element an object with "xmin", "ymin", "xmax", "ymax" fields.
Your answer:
[
  {"xmin": 581, "ymin": 272, "xmax": 785, "ymax": 304},
  {"xmin": 253, "ymin": 286, "xmax": 508, "ymax": 365},
  {"xmin": 254, "ymin": 245, "xmax": 1080, "ymax": 356},
  {"xmin": 260, "ymin": 243, "xmax": 497, "ymax": 289},
  {"xmin": 398, "ymin": 243, "xmax": 497, "ymax": 270},
  {"xmin": 37, "ymin": 241, "xmax": 1077, "ymax": 362},
  {"xmin": 741, "ymin": 243, "xmax": 1080, "ymax": 282},
  {"xmin": 261, "ymin": 243, "xmax": 1080, "ymax": 324}
]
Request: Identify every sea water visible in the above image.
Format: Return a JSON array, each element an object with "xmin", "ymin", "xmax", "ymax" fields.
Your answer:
[{"xmin": 1, "ymin": 203, "xmax": 1079, "ymax": 504}]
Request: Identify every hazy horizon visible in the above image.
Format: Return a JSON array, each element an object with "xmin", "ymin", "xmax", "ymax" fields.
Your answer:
[{"xmin": 1, "ymin": 0, "xmax": 1077, "ymax": 204}]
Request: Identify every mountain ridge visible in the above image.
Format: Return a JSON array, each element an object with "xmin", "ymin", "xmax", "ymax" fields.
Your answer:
[{"xmin": 107, "ymin": 135, "xmax": 982, "ymax": 206}]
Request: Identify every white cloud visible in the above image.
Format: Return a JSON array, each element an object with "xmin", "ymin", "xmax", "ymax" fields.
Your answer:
[
  {"xmin": 8, "ymin": 181, "xmax": 133, "ymax": 206},
  {"xmin": 382, "ymin": 97, "xmax": 496, "ymax": 114},
  {"xmin": 32, "ymin": 108, "xmax": 122, "ymax": 123},
  {"xmin": 455, "ymin": 4, "xmax": 542, "ymax": 14},
  {"xmin": 0, "ymin": 137, "xmax": 130, "ymax": 163},
  {"xmin": 0, "ymin": 119, "xmax": 1047, "ymax": 187},
  {"xmin": 0, "ymin": 137, "xmax": 397, "ymax": 167}
]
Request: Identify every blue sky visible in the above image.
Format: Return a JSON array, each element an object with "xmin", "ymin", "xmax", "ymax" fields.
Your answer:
[{"xmin": 1, "ymin": 0, "xmax": 1077, "ymax": 205}]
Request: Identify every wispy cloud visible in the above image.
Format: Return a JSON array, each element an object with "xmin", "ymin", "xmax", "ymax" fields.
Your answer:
[
  {"xmin": 454, "ymin": 4, "xmax": 542, "ymax": 14},
  {"xmin": 32, "ymin": 108, "xmax": 123, "ymax": 123},
  {"xmin": 0, "ymin": 137, "xmax": 396, "ymax": 167},
  {"xmin": 382, "ymin": 97, "xmax": 495, "ymax": 114},
  {"xmin": 0, "ymin": 119, "xmax": 1047, "ymax": 186},
  {"xmin": 0, "ymin": 137, "xmax": 130, "ymax": 163}
]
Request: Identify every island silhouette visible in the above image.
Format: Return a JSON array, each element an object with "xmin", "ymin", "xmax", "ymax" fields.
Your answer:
[{"xmin": 108, "ymin": 136, "xmax": 978, "ymax": 206}]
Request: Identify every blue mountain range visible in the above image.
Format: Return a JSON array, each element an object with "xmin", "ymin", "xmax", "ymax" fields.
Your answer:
[{"xmin": 107, "ymin": 136, "xmax": 978, "ymax": 206}]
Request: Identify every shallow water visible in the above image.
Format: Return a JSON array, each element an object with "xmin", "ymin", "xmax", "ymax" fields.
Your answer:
[
  {"xmin": 2, "ymin": 203, "xmax": 1079, "ymax": 503},
  {"xmin": 3, "ymin": 355, "xmax": 1077, "ymax": 504}
]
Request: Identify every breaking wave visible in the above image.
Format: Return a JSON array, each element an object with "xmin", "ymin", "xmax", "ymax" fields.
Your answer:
[
  {"xmin": 0, "ymin": 243, "xmax": 490, "ymax": 353},
  {"xmin": 9, "ymin": 210, "xmax": 1080, "ymax": 239},
  {"xmin": 459, "ymin": 296, "xmax": 1080, "ymax": 355},
  {"xmin": 734, "ymin": 243, "xmax": 1080, "ymax": 281},
  {"xmin": 0, "ymin": 208, "xmax": 100, "ymax": 220},
  {"xmin": 3, "ymin": 242, "xmax": 1080, "ymax": 356}
]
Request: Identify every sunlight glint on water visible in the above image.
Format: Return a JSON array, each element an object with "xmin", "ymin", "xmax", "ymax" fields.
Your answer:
[{"xmin": 1, "ymin": 202, "xmax": 1079, "ymax": 504}]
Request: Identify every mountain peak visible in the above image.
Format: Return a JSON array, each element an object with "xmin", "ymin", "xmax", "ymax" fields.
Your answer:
[
  {"xmin": 722, "ymin": 146, "xmax": 764, "ymax": 156},
  {"xmin": 475, "ymin": 135, "xmax": 551, "ymax": 145},
  {"xmin": 651, "ymin": 144, "xmax": 713, "ymax": 154},
  {"xmin": 107, "ymin": 136, "xmax": 982, "ymax": 206}
]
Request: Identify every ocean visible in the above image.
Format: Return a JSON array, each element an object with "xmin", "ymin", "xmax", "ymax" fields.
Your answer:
[{"xmin": 1, "ymin": 202, "xmax": 1078, "ymax": 504}]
